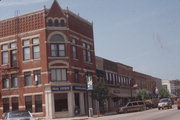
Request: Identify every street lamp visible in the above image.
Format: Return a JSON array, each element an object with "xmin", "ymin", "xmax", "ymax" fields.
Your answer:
[{"xmin": 86, "ymin": 73, "xmax": 93, "ymax": 117}]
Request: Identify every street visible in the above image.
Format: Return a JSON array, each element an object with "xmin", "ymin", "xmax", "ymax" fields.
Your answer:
[{"xmin": 88, "ymin": 106, "xmax": 180, "ymax": 120}]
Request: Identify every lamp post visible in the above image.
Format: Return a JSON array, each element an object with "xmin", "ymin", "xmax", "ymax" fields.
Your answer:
[
  {"xmin": 86, "ymin": 73, "xmax": 93, "ymax": 117},
  {"xmin": 155, "ymin": 87, "xmax": 159, "ymax": 99}
]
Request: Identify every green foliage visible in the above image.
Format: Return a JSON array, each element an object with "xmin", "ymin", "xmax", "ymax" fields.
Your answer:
[
  {"xmin": 159, "ymin": 86, "xmax": 170, "ymax": 98},
  {"xmin": 92, "ymin": 83, "xmax": 109, "ymax": 102},
  {"xmin": 137, "ymin": 89, "xmax": 149, "ymax": 100}
]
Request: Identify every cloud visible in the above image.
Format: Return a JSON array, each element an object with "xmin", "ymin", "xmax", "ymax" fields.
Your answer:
[{"xmin": 0, "ymin": 0, "xmax": 49, "ymax": 7}]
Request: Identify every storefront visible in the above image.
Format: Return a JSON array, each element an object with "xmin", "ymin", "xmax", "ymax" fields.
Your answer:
[
  {"xmin": 107, "ymin": 87, "xmax": 137, "ymax": 112},
  {"xmin": 45, "ymin": 85, "xmax": 87, "ymax": 119}
]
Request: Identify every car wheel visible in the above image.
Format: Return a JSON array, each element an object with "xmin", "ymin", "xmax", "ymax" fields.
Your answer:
[
  {"xmin": 158, "ymin": 108, "xmax": 161, "ymax": 110},
  {"xmin": 124, "ymin": 110, "xmax": 127, "ymax": 113}
]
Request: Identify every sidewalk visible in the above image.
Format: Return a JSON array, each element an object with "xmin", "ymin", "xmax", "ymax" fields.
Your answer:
[
  {"xmin": 53, "ymin": 111, "xmax": 117, "ymax": 120},
  {"xmin": 54, "ymin": 116, "xmax": 89, "ymax": 120}
]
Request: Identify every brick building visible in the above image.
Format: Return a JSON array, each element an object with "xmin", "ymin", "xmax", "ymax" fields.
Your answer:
[
  {"xmin": 0, "ymin": 0, "xmax": 95, "ymax": 119},
  {"xmin": 95, "ymin": 56, "xmax": 158, "ymax": 112},
  {"xmin": 95, "ymin": 56, "xmax": 136, "ymax": 112}
]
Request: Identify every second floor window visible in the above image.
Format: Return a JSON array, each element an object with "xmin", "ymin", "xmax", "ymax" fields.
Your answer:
[
  {"xmin": 3, "ymin": 98, "xmax": 9, "ymax": 112},
  {"xmin": 25, "ymin": 96, "xmax": 32, "ymax": 112},
  {"xmin": 51, "ymin": 68, "xmax": 67, "ymax": 81},
  {"xmin": 35, "ymin": 95, "xmax": 42, "ymax": 112},
  {"xmin": 11, "ymin": 74, "xmax": 18, "ymax": 88},
  {"xmin": 24, "ymin": 72, "xmax": 32, "ymax": 86},
  {"xmin": 12, "ymin": 97, "xmax": 19, "ymax": 111},
  {"xmin": 2, "ymin": 75, "xmax": 9, "ymax": 88},
  {"xmin": 2, "ymin": 51, "xmax": 8, "ymax": 64},
  {"xmin": 74, "ymin": 70, "xmax": 79, "ymax": 83},
  {"xmin": 51, "ymin": 44, "xmax": 65, "ymax": 57}
]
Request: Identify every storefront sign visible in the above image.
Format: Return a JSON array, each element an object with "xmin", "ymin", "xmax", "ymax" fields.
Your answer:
[
  {"xmin": 72, "ymin": 86, "xmax": 87, "ymax": 91},
  {"xmin": 51, "ymin": 86, "xmax": 71, "ymax": 91}
]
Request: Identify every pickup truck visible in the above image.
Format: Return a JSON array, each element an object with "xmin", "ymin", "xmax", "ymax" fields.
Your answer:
[{"xmin": 176, "ymin": 98, "xmax": 180, "ymax": 110}]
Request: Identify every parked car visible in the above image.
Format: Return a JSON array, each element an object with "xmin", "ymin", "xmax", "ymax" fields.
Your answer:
[
  {"xmin": 2, "ymin": 110, "xmax": 38, "ymax": 120},
  {"xmin": 144, "ymin": 101, "xmax": 153, "ymax": 109},
  {"xmin": 117, "ymin": 101, "xmax": 146, "ymax": 113},
  {"xmin": 158, "ymin": 98, "xmax": 172, "ymax": 110},
  {"xmin": 176, "ymin": 98, "xmax": 180, "ymax": 110}
]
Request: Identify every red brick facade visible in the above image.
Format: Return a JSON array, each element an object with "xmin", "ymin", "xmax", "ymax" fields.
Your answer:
[{"xmin": 0, "ymin": 0, "xmax": 95, "ymax": 118}]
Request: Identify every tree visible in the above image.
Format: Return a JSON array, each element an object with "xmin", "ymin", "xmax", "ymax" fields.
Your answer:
[
  {"xmin": 159, "ymin": 86, "xmax": 170, "ymax": 98},
  {"xmin": 92, "ymin": 83, "xmax": 108, "ymax": 113},
  {"xmin": 137, "ymin": 89, "xmax": 149, "ymax": 100}
]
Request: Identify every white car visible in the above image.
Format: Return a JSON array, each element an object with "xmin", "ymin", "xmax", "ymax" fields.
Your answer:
[
  {"xmin": 158, "ymin": 98, "xmax": 172, "ymax": 110},
  {"xmin": 2, "ymin": 111, "xmax": 38, "ymax": 120}
]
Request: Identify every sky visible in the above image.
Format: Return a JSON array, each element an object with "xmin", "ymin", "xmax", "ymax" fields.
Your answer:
[{"xmin": 0, "ymin": 0, "xmax": 180, "ymax": 80}]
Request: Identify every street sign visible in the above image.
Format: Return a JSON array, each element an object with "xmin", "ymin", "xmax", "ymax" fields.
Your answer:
[{"xmin": 87, "ymin": 75, "xmax": 93, "ymax": 90}]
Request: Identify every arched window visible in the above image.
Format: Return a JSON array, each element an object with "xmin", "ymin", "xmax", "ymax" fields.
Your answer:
[
  {"xmin": 50, "ymin": 34, "xmax": 65, "ymax": 57},
  {"xmin": 54, "ymin": 19, "xmax": 59, "ymax": 27},
  {"xmin": 48, "ymin": 19, "xmax": 53, "ymax": 26},
  {"xmin": 60, "ymin": 19, "xmax": 65, "ymax": 27},
  {"xmin": 50, "ymin": 34, "xmax": 65, "ymax": 42}
]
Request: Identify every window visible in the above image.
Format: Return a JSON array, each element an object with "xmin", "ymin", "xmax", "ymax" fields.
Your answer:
[
  {"xmin": 54, "ymin": 93, "xmax": 68, "ymax": 112},
  {"xmin": 10, "ymin": 42, "xmax": 17, "ymax": 48},
  {"xmin": 48, "ymin": 19, "xmax": 53, "ymax": 26},
  {"xmin": 11, "ymin": 74, "xmax": 18, "ymax": 88},
  {"xmin": 51, "ymin": 69, "xmax": 67, "ymax": 81},
  {"xmin": 24, "ymin": 72, "xmax": 32, "ymax": 86},
  {"xmin": 87, "ymin": 45, "xmax": 92, "ymax": 62},
  {"xmin": 35, "ymin": 95, "xmax": 42, "ymax": 112},
  {"xmin": 72, "ymin": 38, "xmax": 78, "ymax": 59},
  {"xmin": 60, "ymin": 19, "xmax": 65, "ymax": 27},
  {"xmin": 11, "ymin": 50, "xmax": 17, "ymax": 67},
  {"xmin": 23, "ymin": 47, "xmax": 30, "ymax": 60},
  {"xmin": 12, "ymin": 97, "xmax": 19, "ymax": 111},
  {"xmin": 54, "ymin": 19, "xmax": 59, "ymax": 27},
  {"xmin": 74, "ymin": 70, "xmax": 79, "ymax": 83},
  {"xmin": 23, "ymin": 40, "xmax": 30, "ymax": 46},
  {"xmin": 82, "ymin": 43, "xmax": 92, "ymax": 62},
  {"xmin": 1, "ymin": 44, "xmax": 8, "ymax": 50},
  {"xmin": 33, "ymin": 46, "xmax": 40, "ymax": 59},
  {"xmin": 49, "ymin": 34, "xmax": 66, "ymax": 57},
  {"xmin": 2, "ymin": 51, "xmax": 8, "ymax": 64},
  {"xmin": 32, "ymin": 37, "xmax": 39, "ymax": 44},
  {"xmin": 3, "ymin": 98, "xmax": 9, "ymax": 112},
  {"xmin": 2, "ymin": 75, "xmax": 9, "ymax": 89},
  {"xmin": 25, "ymin": 96, "xmax": 32, "ymax": 112},
  {"xmin": 34, "ymin": 70, "xmax": 41, "ymax": 85},
  {"xmin": 51, "ymin": 44, "xmax": 65, "ymax": 57}
]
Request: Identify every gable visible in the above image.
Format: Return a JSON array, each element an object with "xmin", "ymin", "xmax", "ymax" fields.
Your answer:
[{"xmin": 47, "ymin": 0, "xmax": 66, "ymax": 18}]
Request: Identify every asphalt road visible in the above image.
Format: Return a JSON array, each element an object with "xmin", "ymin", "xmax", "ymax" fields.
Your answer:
[{"xmin": 88, "ymin": 106, "xmax": 180, "ymax": 120}]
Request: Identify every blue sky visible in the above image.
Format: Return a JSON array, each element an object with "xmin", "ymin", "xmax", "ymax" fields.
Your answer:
[{"xmin": 0, "ymin": 0, "xmax": 180, "ymax": 80}]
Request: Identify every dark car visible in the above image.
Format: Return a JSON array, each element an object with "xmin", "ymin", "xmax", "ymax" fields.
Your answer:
[
  {"xmin": 158, "ymin": 98, "xmax": 172, "ymax": 110},
  {"xmin": 144, "ymin": 102, "xmax": 153, "ymax": 109},
  {"xmin": 2, "ymin": 110, "xmax": 38, "ymax": 120}
]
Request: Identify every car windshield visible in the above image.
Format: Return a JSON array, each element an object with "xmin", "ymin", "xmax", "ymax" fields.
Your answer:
[
  {"xmin": 177, "ymin": 98, "xmax": 180, "ymax": 101},
  {"xmin": 160, "ymin": 98, "xmax": 168, "ymax": 103},
  {"xmin": 9, "ymin": 111, "xmax": 31, "ymax": 118}
]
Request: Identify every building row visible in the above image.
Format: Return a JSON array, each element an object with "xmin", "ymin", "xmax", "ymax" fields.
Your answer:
[
  {"xmin": 94, "ymin": 56, "xmax": 161, "ymax": 113},
  {"xmin": 162, "ymin": 79, "xmax": 180, "ymax": 97},
  {"xmin": 0, "ymin": 0, "xmax": 161, "ymax": 119}
]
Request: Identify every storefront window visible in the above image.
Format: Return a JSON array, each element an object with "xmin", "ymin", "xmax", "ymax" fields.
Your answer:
[{"xmin": 54, "ymin": 93, "xmax": 68, "ymax": 112}]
